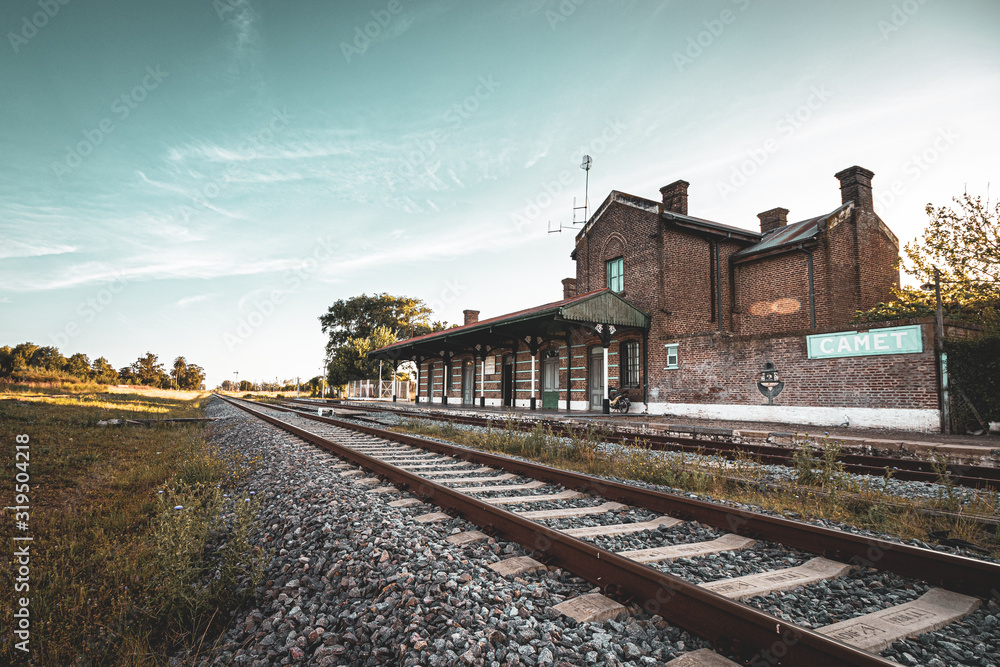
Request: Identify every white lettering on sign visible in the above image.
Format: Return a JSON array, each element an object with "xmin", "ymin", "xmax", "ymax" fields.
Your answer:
[{"xmin": 807, "ymin": 325, "xmax": 923, "ymax": 359}]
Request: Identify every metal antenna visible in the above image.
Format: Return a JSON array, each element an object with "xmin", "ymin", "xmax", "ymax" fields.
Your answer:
[
  {"xmin": 573, "ymin": 155, "xmax": 592, "ymax": 225},
  {"xmin": 551, "ymin": 155, "xmax": 594, "ymax": 234}
]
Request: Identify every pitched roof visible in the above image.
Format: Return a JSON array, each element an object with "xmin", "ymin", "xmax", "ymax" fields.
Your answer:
[
  {"xmin": 370, "ymin": 288, "xmax": 650, "ymax": 357},
  {"xmin": 733, "ymin": 202, "xmax": 853, "ymax": 260}
]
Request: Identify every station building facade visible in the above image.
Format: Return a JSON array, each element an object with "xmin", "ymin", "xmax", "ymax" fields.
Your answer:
[{"xmin": 371, "ymin": 165, "xmax": 957, "ymax": 431}]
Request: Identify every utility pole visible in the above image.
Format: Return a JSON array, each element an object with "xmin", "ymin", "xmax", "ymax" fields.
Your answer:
[
  {"xmin": 233, "ymin": 371, "xmax": 238, "ymax": 393},
  {"xmin": 923, "ymin": 267, "xmax": 950, "ymax": 434}
]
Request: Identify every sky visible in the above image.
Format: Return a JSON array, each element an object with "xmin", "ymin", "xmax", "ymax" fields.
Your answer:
[{"xmin": 1, "ymin": 0, "xmax": 998, "ymax": 389}]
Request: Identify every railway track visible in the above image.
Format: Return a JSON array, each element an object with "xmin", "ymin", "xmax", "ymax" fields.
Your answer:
[
  {"xmin": 288, "ymin": 399, "xmax": 1000, "ymax": 492},
  {"xmin": 219, "ymin": 395, "xmax": 1000, "ymax": 666}
]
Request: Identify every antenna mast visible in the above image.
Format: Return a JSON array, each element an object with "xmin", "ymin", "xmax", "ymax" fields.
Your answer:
[{"xmin": 549, "ymin": 155, "xmax": 593, "ymax": 234}]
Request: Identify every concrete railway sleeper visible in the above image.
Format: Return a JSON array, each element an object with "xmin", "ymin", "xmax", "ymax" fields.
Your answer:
[{"xmin": 220, "ymin": 395, "xmax": 1000, "ymax": 665}]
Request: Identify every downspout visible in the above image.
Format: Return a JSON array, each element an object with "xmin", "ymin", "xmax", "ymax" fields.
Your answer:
[
  {"xmin": 807, "ymin": 249, "xmax": 816, "ymax": 329},
  {"xmin": 642, "ymin": 329, "xmax": 649, "ymax": 408},
  {"xmin": 715, "ymin": 242, "xmax": 723, "ymax": 332}
]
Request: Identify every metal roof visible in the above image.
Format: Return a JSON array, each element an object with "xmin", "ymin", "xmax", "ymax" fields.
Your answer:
[
  {"xmin": 732, "ymin": 202, "xmax": 852, "ymax": 260},
  {"xmin": 662, "ymin": 210, "xmax": 763, "ymax": 242},
  {"xmin": 369, "ymin": 289, "xmax": 650, "ymax": 359}
]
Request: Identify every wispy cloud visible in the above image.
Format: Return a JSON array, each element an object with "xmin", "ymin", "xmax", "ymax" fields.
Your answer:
[
  {"xmin": 176, "ymin": 294, "xmax": 213, "ymax": 308},
  {"xmin": 524, "ymin": 145, "xmax": 549, "ymax": 168},
  {"xmin": 0, "ymin": 241, "xmax": 76, "ymax": 259},
  {"xmin": 2, "ymin": 254, "xmax": 306, "ymax": 293}
]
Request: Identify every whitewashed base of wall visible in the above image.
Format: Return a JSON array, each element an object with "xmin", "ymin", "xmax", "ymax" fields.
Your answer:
[{"xmin": 644, "ymin": 402, "xmax": 940, "ymax": 432}]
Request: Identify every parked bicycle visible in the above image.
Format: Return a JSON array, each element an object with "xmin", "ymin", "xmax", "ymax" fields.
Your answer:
[{"xmin": 609, "ymin": 387, "xmax": 631, "ymax": 413}]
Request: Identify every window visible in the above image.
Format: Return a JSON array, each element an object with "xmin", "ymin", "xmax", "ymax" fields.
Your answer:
[
  {"xmin": 621, "ymin": 340, "xmax": 640, "ymax": 388},
  {"xmin": 664, "ymin": 344, "xmax": 679, "ymax": 369},
  {"xmin": 606, "ymin": 256, "xmax": 623, "ymax": 293}
]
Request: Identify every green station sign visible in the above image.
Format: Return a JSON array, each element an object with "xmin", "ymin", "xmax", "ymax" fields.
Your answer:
[{"xmin": 806, "ymin": 325, "xmax": 924, "ymax": 359}]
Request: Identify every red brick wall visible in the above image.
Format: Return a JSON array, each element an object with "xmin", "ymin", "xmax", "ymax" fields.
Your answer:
[
  {"xmin": 654, "ymin": 320, "xmax": 939, "ymax": 410},
  {"xmin": 733, "ymin": 252, "xmax": 812, "ymax": 335}
]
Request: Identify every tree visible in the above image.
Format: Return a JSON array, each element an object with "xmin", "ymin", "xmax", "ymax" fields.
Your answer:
[
  {"xmin": 180, "ymin": 363, "xmax": 205, "ymax": 390},
  {"xmin": 129, "ymin": 352, "xmax": 169, "ymax": 387},
  {"xmin": 327, "ymin": 325, "xmax": 400, "ymax": 385},
  {"xmin": 172, "ymin": 356, "xmax": 187, "ymax": 389},
  {"xmin": 91, "ymin": 357, "xmax": 119, "ymax": 384},
  {"xmin": 65, "ymin": 353, "xmax": 92, "ymax": 380},
  {"xmin": 856, "ymin": 191, "xmax": 1000, "ymax": 330},
  {"xmin": 29, "ymin": 346, "xmax": 66, "ymax": 372},
  {"xmin": 319, "ymin": 293, "xmax": 447, "ymax": 385},
  {"xmin": 0, "ymin": 346, "xmax": 13, "ymax": 377},
  {"xmin": 9, "ymin": 343, "xmax": 39, "ymax": 372},
  {"xmin": 903, "ymin": 191, "xmax": 1000, "ymax": 301}
]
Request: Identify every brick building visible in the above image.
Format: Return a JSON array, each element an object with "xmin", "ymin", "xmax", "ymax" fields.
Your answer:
[{"xmin": 371, "ymin": 165, "xmax": 953, "ymax": 431}]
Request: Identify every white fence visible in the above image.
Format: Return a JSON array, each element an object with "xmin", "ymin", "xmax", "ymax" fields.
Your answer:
[{"xmin": 346, "ymin": 379, "xmax": 413, "ymax": 401}]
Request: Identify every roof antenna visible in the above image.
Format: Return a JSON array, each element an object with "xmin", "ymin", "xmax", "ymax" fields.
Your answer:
[
  {"xmin": 549, "ymin": 155, "xmax": 593, "ymax": 234},
  {"xmin": 574, "ymin": 155, "xmax": 592, "ymax": 225}
]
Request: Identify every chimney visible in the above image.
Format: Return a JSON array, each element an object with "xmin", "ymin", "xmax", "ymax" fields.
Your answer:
[
  {"xmin": 757, "ymin": 207, "xmax": 789, "ymax": 234},
  {"xmin": 659, "ymin": 179, "xmax": 689, "ymax": 216},
  {"xmin": 562, "ymin": 278, "xmax": 577, "ymax": 299},
  {"xmin": 462, "ymin": 309, "xmax": 479, "ymax": 326},
  {"xmin": 834, "ymin": 165, "xmax": 875, "ymax": 211}
]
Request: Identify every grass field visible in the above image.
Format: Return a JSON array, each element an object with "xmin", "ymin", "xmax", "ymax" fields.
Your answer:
[{"xmin": 1, "ymin": 388, "xmax": 264, "ymax": 666}]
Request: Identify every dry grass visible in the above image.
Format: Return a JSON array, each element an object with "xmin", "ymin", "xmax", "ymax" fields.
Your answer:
[{"xmin": 0, "ymin": 390, "xmax": 265, "ymax": 666}]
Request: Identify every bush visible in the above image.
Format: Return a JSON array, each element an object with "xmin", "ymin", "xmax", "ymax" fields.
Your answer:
[{"xmin": 947, "ymin": 332, "xmax": 1000, "ymax": 427}]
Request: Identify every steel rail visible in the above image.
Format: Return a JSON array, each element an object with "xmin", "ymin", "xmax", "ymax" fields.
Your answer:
[
  {"xmin": 275, "ymin": 398, "xmax": 1000, "ymax": 597},
  {"xmin": 219, "ymin": 395, "xmax": 894, "ymax": 666},
  {"xmin": 292, "ymin": 399, "xmax": 1000, "ymax": 491}
]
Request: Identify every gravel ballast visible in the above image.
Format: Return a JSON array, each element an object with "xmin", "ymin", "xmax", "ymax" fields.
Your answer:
[
  {"xmin": 195, "ymin": 399, "xmax": 1000, "ymax": 666},
  {"xmin": 192, "ymin": 399, "xmax": 713, "ymax": 666}
]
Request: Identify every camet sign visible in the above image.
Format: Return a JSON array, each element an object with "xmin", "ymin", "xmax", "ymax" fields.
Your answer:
[{"xmin": 806, "ymin": 325, "xmax": 923, "ymax": 359}]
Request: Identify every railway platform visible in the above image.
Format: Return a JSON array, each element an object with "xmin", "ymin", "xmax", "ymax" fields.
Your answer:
[{"xmin": 321, "ymin": 398, "xmax": 1000, "ymax": 463}]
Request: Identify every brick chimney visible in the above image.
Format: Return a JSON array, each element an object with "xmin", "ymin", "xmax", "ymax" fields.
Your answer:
[
  {"xmin": 562, "ymin": 278, "xmax": 577, "ymax": 299},
  {"xmin": 757, "ymin": 207, "xmax": 789, "ymax": 234},
  {"xmin": 659, "ymin": 179, "xmax": 689, "ymax": 215},
  {"xmin": 462, "ymin": 309, "xmax": 479, "ymax": 326},
  {"xmin": 834, "ymin": 165, "xmax": 875, "ymax": 211}
]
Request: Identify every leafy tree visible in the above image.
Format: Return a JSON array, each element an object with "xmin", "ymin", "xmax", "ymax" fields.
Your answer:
[
  {"xmin": 9, "ymin": 343, "xmax": 39, "ymax": 372},
  {"xmin": 172, "ymin": 356, "xmax": 187, "ymax": 388},
  {"xmin": 65, "ymin": 353, "xmax": 93, "ymax": 380},
  {"xmin": 319, "ymin": 293, "xmax": 447, "ymax": 384},
  {"xmin": 856, "ymin": 191, "xmax": 1000, "ymax": 330},
  {"xmin": 903, "ymin": 191, "xmax": 1000, "ymax": 301},
  {"xmin": 327, "ymin": 325, "xmax": 400, "ymax": 385},
  {"xmin": 91, "ymin": 357, "xmax": 119, "ymax": 384},
  {"xmin": 0, "ymin": 346, "xmax": 13, "ymax": 377},
  {"xmin": 29, "ymin": 346, "xmax": 66, "ymax": 372},
  {"xmin": 180, "ymin": 363, "xmax": 206, "ymax": 390},
  {"xmin": 319, "ymin": 293, "xmax": 444, "ymax": 355},
  {"xmin": 129, "ymin": 352, "xmax": 169, "ymax": 387}
]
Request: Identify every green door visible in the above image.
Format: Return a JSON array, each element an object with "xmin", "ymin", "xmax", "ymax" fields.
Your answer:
[{"xmin": 541, "ymin": 356, "xmax": 559, "ymax": 409}]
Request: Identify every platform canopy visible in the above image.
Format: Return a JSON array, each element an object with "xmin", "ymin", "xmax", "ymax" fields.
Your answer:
[{"xmin": 368, "ymin": 288, "xmax": 651, "ymax": 362}]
